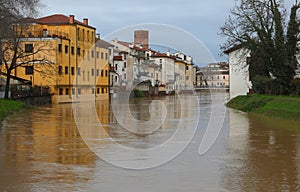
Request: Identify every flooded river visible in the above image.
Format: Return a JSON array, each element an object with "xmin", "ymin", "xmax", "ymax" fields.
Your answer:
[{"xmin": 0, "ymin": 93, "xmax": 300, "ymax": 191}]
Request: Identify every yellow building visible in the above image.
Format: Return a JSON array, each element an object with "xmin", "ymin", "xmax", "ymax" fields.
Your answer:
[{"xmin": 4, "ymin": 14, "xmax": 109, "ymax": 104}]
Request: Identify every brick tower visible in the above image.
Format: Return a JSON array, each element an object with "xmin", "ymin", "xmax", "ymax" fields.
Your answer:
[{"xmin": 134, "ymin": 30, "xmax": 149, "ymax": 49}]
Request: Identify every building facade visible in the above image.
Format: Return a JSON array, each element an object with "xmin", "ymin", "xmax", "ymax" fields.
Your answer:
[{"xmin": 0, "ymin": 14, "xmax": 110, "ymax": 103}]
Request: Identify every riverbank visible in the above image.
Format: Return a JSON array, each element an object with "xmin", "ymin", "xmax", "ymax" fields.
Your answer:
[
  {"xmin": 227, "ymin": 94, "xmax": 300, "ymax": 122},
  {"xmin": 0, "ymin": 99, "xmax": 26, "ymax": 123}
]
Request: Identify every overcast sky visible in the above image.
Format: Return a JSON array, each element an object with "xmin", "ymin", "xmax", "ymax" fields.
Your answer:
[{"xmin": 41, "ymin": 0, "xmax": 295, "ymax": 65}]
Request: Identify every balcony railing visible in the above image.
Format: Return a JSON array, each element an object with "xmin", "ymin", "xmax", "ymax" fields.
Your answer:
[{"xmin": 21, "ymin": 30, "xmax": 69, "ymax": 39}]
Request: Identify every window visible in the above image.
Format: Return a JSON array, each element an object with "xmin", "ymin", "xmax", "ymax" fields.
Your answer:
[
  {"xmin": 91, "ymin": 69, "xmax": 94, "ymax": 76},
  {"xmin": 97, "ymin": 51, "xmax": 99, "ymax": 58},
  {"xmin": 159, "ymin": 59, "xmax": 162, "ymax": 64},
  {"xmin": 115, "ymin": 64, "xmax": 118, "ymax": 71},
  {"xmin": 65, "ymin": 88, "xmax": 69, "ymax": 95},
  {"xmin": 71, "ymin": 67, "xmax": 75, "ymax": 75},
  {"xmin": 78, "ymin": 88, "xmax": 81, "ymax": 95},
  {"xmin": 77, "ymin": 67, "xmax": 81, "ymax": 75},
  {"xmin": 101, "ymin": 70, "xmax": 104, "ymax": 77},
  {"xmin": 92, "ymin": 88, "xmax": 95, "ymax": 94},
  {"xmin": 83, "ymin": 70, "xmax": 85, "ymax": 81},
  {"xmin": 65, "ymin": 45, "xmax": 69, "ymax": 54},
  {"xmin": 223, "ymin": 76, "xmax": 226, "ymax": 80},
  {"xmin": 58, "ymin": 44, "xmax": 62, "ymax": 52},
  {"xmin": 25, "ymin": 44, "xmax": 33, "ymax": 53},
  {"xmin": 186, "ymin": 66, "xmax": 189, "ymax": 70},
  {"xmin": 105, "ymin": 70, "xmax": 108, "ymax": 77},
  {"xmin": 65, "ymin": 66, "xmax": 69, "ymax": 75},
  {"xmin": 101, "ymin": 52, "xmax": 104, "ymax": 59},
  {"xmin": 91, "ymin": 50, "xmax": 94, "ymax": 58},
  {"xmin": 58, "ymin": 66, "xmax": 63, "ymax": 75},
  {"xmin": 124, "ymin": 74, "xmax": 126, "ymax": 80},
  {"xmin": 87, "ymin": 31, "xmax": 90, "ymax": 42},
  {"xmin": 97, "ymin": 88, "xmax": 100, "ymax": 94},
  {"xmin": 102, "ymin": 88, "xmax": 105, "ymax": 94},
  {"xmin": 124, "ymin": 62, "xmax": 127, "ymax": 68},
  {"xmin": 77, "ymin": 48, "xmax": 81, "ymax": 56},
  {"xmin": 59, "ymin": 88, "xmax": 63, "ymax": 95},
  {"xmin": 97, "ymin": 69, "xmax": 99, "ymax": 76},
  {"xmin": 25, "ymin": 66, "xmax": 33, "ymax": 75},
  {"xmin": 77, "ymin": 28, "xmax": 80, "ymax": 40},
  {"xmin": 115, "ymin": 76, "xmax": 118, "ymax": 83},
  {"xmin": 72, "ymin": 88, "xmax": 75, "ymax": 95},
  {"xmin": 71, "ymin": 46, "xmax": 75, "ymax": 55},
  {"xmin": 105, "ymin": 53, "xmax": 108, "ymax": 60}
]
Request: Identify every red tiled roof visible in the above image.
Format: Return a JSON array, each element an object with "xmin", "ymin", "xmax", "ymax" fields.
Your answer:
[
  {"xmin": 152, "ymin": 52, "xmax": 176, "ymax": 60},
  {"xmin": 113, "ymin": 56, "xmax": 123, "ymax": 61},
  {"xmin": 36, "ymin": 14, "xmax": 95, "ymax": 29},
  {"xmin": 117, "ymin": 40, "xmax": 131, "ymax": 47}
]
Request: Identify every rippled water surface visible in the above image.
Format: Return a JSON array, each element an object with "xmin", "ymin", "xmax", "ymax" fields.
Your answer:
[{"xmin": 0, "ymin": 93, "xmax": 299, "ymax": 191}]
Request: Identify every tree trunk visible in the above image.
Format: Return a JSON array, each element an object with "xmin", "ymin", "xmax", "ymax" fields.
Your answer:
[{"xmin": 4, "ymin": 73, "xmax": 11, "ymax": 99}]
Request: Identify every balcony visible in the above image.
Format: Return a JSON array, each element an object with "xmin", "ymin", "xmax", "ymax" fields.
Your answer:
[{"xmin": 21, "ymin": 30, "xmax": 69, "ymax": 39}]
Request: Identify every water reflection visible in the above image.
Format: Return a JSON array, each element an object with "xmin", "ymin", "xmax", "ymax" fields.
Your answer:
[
  {"xmin": 223, "ymin": 110, "xmax": 300, "ymax": 191},
  {"xmin": 0, "ymin": 93, "xmax": 299, "ymax": 191},
  {"xmin": 0, "ymin": 105, "xmax": 96, "ymax": 191}
]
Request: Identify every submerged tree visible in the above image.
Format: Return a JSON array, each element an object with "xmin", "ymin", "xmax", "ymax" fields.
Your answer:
[
  {"xmin": 0, "ymin": 0, "xmax": 55, "ymax": 99},
  {"xmin": 220, "ymin": 0, "xmax": 300, "ymax": 95}
]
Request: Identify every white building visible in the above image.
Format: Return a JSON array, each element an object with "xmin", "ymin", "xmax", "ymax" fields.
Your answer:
[{"xmin": 224, "ymin": 47, "xmax": 252, "ymax": 99}]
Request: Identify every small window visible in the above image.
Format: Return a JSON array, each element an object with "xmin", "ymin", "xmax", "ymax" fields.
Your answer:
[
  {"xmin": 186, "ymin": 66, "xmax": 189, "ymax": 70},
  {"xmin": 91, "ymin": 50, "xmax": 94, "ymax": 58},
  {"xmin": 77, "ymin": 67, "xmax": 81, "ymax": 75},
  {"xmin": 71, "ymin": 46, "xmax": 75, "ymax": 55},
  {"xmin": 78, "ymin": 88, "xmax": 81, "ymax": 95},
  {"xmin": 58, "ymin": 44, "xmax": 62, "ymax": 52},
  {"xmin": 97, "ymin": 69, "xmax": 99, "ymax": 76},
  {"xmin": 105, "ymin": 53, "xmax": 108, "ymax": 60},
  {"xmin": 58, "ymin": 66, "xmax": 63, "ymax": 75},
  {"xmin": 72, "ymin": 88, "xmax": 75, "ymax": 95},
  {"xmin": 65, "ymin": 88, "xmax": 69, "ymax": 95},
  {"xmin": 115, "ymin": 64, "xmax": 118, "ymax": 71},
  {"xmin": 77, "ymin": 48, "xmax": 81, "ymax": 56},
  {"xmin": 59, "ymin": 88, "xmax": 63, "ymax": 95},
  {"xmin": 105, "ymin": 70, "xmax": 108, "ymax": 77},
  {"xmin": 102, "ymin": 88, "xmax": 105, "ymax": 94},
  {"xmin": 92, "ymin": 88, "xmax": 95, "ymax": 94},
  {"xmin": 25, "ymin": 66, "xmax": 33, "ymax": 75},
  {"xmin": 223, "ymin": 76, "xmax": 226, "ymax": 80},
  {"xmin": 97, "ymin": 88, "xmax": 100, "ymax": 94},
  {"xmin": 101, "ymin": 70, "xmax": 104, "ymax": 77},
  {"xmin": 97, "ymin": 51, "xmax": 99, "ymax": 58},
  {"xmin": 65, "ymin": 66, "xmax": 69, "ymax": 75},
  {"xmin": 124, "ymin": 62, "xmax": 127, "ymax": 68},
  {"xmin": 25, "ymin": 44, "xmax": 33, "ymax": 53},
  {"xmin": 101, "ymin": 52, "xmax": 104, "ymax": 59},
  {"xmin": 71, "ymin": 67, "xmax": 75, "ymax": 75},
  {"xmin": 65, "ymin": 45, "xmax": 69, "ymax": 54},
  {"xmin": 91, "ymin": 69, "xmax": 94, "ymax": 76}
]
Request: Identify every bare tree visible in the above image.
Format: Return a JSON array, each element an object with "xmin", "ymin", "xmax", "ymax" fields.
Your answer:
[
  {"xmin": 0, "ymin": 0, "xmax": 55, "ymax": 98},
  {"xmin": 220, "ymin": 0, "xmax": 300, "ymax": 95}
]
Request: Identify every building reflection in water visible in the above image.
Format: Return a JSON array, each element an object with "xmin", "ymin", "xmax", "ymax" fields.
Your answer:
[
  {"xmin": 0, "ymin": 102, "xmax": 105, "ymax": 191},
  {"xmin": 222, "ymin": 109, "xmax": 300, "ymax": 191}
]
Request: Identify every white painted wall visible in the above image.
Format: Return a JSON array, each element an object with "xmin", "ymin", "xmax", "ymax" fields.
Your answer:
[{"xmin": 228, "ymin": 48, "xmax": 252, "ymax": 99}]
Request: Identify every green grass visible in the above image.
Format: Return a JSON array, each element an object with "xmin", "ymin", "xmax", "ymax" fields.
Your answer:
[
  {"xmin": 227, "ymin": 94, "xmax": 300, "ymax": 122},
  {"xmin": 0, "ymin": 99, "xmax": 25, "ymax": 123}
]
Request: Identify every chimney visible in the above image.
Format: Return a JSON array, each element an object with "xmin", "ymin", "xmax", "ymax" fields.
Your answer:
[
  {"xmin": 69, "ymin": 15, "xmax": 75, "ymax": 24},
  {"xmin": 83, "ymin": 18, "xmax": 88, "ymax": 26},
  {"xmin": 166, "ymin": 50, "xmax": 170, "ymax": 56},
  {"xmin": 96, "ymin": 33, "xmax": 100, "ymax": 39}
]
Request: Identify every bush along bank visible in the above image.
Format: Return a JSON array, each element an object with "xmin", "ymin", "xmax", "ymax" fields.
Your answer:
[
  {"xmin": 227, "ymin": 94, "xmax": 300, "ymax": 122},
  {"xmin": 0, "ymin": 99, "xmax": 26, "ymax": 123}
]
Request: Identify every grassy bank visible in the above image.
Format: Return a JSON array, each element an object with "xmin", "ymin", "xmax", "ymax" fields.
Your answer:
[
  {"xmin": 0, "ymin": 99, "xmax": 26, "ymax": 123},
  {"xmin": 227, "ymin": 94, "xmax": 300, "ymax": 122}
]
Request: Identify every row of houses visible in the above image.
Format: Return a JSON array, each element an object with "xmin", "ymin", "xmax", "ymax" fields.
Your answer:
[
  {"xmin": 109, "ymin": 31, "xmax": 196, "ymax": 96},
  {"xmin": 0, "ymin": 14, "xmax": 197, "ymax": 104}
]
